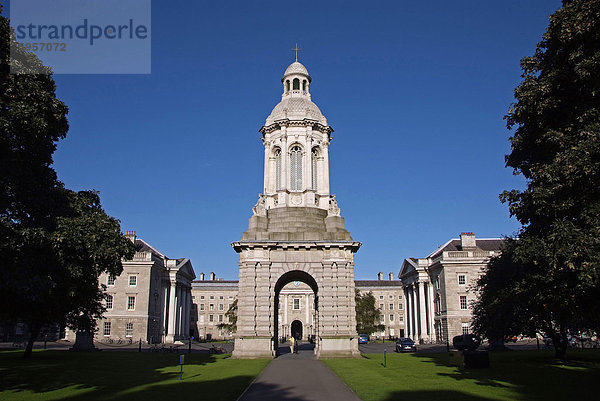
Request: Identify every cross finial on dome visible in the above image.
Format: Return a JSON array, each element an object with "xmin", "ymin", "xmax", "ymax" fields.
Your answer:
[{"xmin": 291, "ymin": 43, "xmax": 302, "ymax": 61}]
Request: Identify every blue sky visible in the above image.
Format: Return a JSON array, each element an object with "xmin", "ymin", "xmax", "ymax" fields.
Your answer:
[{"xmin": 6, "ymin": 0, "xmax": 563, "ymax": 280}]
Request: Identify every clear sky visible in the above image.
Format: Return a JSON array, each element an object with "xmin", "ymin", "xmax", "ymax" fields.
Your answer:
[{"xmin": 5, "ymin": 0, "xmax": 563, "ymax": 280}]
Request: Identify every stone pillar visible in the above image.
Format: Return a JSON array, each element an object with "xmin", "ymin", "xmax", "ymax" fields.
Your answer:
[
  {"xmin": 427, "ymin": 282, "xmax": 435, "ymax": 341},
  {"xmin": 410, "ymin": 285, "xmax": 417, "ymax": 339},
  {"xmin": 305, "ymin": 293, "xmax": 309, "ymax": 335},
  {"xmin": 418, "ymin": 282, "xmax": 427, "ymax": 342},
  {"xmin": 284, "ymin": 295, "xmax": 288, "ymax": 326},
  {"xmin": 166, "ymin": 281, "xmax": 177, "ymax": 343},
  {"xmin": 405, "ymin": 287, "xmax": 410, "ymax": 338}
]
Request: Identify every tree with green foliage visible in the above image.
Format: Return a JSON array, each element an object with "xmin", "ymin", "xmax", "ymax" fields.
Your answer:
[
  {"xmin": 473, "ymin": 0, "xmax": 600, "ymax": 359},
  {"xmin": 0, "ymin": 13, "xmax": 135, "ymax": 357},
  {"xmin": 217, "ymin": 298, "xmax": 237, "ymax": 335},
  {"xmin": 355, "ymin": 290, "xmax": 385, "ymax": 336}
]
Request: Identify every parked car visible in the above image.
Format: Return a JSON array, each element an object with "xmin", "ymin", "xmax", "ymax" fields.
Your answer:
[
  {"xmin": 358, "ymin": 334, "xmax": 369, "ymax": 344},
  {"xmin": 452, "ymin": 334, "xmax": 482, "ymax": 351},
  {"xmin": 504, "ymin": 335, "xmax": 518, "ymax": 343},
  {"xmin": 395, "ymin": 337, "xmax": 416, "ymax": 352}
]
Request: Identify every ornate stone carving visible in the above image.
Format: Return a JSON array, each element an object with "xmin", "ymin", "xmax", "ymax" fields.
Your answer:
[
  {"xmin": 252, "ymin": 194, "xmax": 267, "ymax": 217},
  {"xmin": 328, "ymin": 195, "xmax": 340, "ymax": 216}
]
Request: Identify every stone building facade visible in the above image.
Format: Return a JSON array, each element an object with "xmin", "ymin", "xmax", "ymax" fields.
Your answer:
[
  {"xmin": 399, "ymin": 232, "xmax": 503, "ymax": 343},
  {"xmin": 66, "ymin": 231, "xmax": 195, "ymax": 344},
  {"xmin": 189, "ymin": 273, "xmax": 404, "ymax": 342}
]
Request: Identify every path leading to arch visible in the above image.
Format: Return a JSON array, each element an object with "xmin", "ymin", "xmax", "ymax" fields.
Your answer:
[{"xmin": 237, "ymin": 346, "xmax": 361, "ymax": 401}]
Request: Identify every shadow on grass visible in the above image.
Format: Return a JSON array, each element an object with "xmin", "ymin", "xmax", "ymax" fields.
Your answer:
[
  {"xmin": 0, "ymin": 350, "xmax": 261, "ymax": 401},
  {"xmin": 408, "ymin": 349, "xmax": 600, "ymax": 400},
  {"xmin": 380, "ymin": 389, "xmax": 501, "ymax": 401}
]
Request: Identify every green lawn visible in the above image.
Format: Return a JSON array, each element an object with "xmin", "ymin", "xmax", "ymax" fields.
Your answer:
[
  {"xmin": 324, "ymin": 350, "xmax": 600, "ymax": 401},
  {"xmin": 0, "ymin": 350, "xmax": 269, "ymax": 401}
]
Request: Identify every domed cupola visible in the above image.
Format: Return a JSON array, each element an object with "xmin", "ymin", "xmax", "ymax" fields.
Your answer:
[{"xmin": 265, "ymin": 59, "xmax": 327, "ymax": 126}]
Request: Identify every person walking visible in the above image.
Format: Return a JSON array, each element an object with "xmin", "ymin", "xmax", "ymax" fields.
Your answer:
[{"xmin": 289, "ymin": 336, "xmax": 295, "ymax": 354}]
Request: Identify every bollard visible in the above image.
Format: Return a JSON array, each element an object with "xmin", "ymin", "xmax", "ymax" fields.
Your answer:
[
  {"xmin": 138, "ymin": 338, "xmax": 142, "ymax": 352},
  {"xmin": 446, "ymin": 340, "xmax": 450, "ymax": 353},
  {"xmin": 384, "ymin": 348, "xmax": 387, "ymax": 368},
  {"xmin": 189, "ymin": 337, "xmax": 192, "ymax": 354},
  {"xmin": 179, "ymin": 354, "xmax": 185, "ymax": 380}
]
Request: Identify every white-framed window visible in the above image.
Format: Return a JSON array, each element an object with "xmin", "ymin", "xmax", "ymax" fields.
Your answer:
[
  {"xmin": 200, "ymin": 295, "xmax": 205, "ymax": 300},
  {"xmin": 379, "ymin": 303, "xmax": 384, "ymax": 310},
  {"xmin": 462, "ymin": 322, "xmax": 469, "ymax": 334},
  {"xmin": 290, "ymin": 145, "xmax": 303, "ymax": 191},
  {"xmin": 209, "ymin": 314, "xmax": 214, "ymax": 322},
  {"xmin": 210, "ymin": 295, "xmax": 214, "ymax": 300},
  {"xmin": 398, "ymin": 295, "xmax": 402, "ymax": 300},
  {"xmin": 293, "ymin": 298, "xmax": 300, "ymax": 310},
  {"xmin": 219, "ymin": 304, "xmax": 224, "ymax": 311},
  {"xmin": 390, "ymin": 328, "xmax": 395, "ymax": 336},
  {"xmin": 103, "ymin": 321, "xmax": 111, "ymax": 336},
  {"xmin": 106, "ymin": 294, "xmax": 113, "ymax": 310},
  {"xmin": 398, "ymin": 303, "xmax": 403, "ymax": 310},
  {"xmin": 107, "ymin": 275, "xmax": 115, "ymax": 286},
  {"xmin": 200, "ymin": 304, "xmax": 205, "ymax": 311},
  {"xmin": 218, "ymin": 315, "xmax": 223, "ymax": 323},
  {"xmin": 380, "ymin": 315, "xmax": 385, "ymax": 323},
  {"xmin": 389, "ymin": 314, "xmax": 394, "ymax": 322},
  {"xmin": 458, "ymin": 275, "xmax": 466, "ymax": 285},
  {"xmin": 219, "ymin": 295, "xmax": 224, "ymax": 300},
  {"xmin": 436, "ymin": 278, "xmax": 440, "ymax": 290},
  {"xmin": 399, "ymin": 316, "xmax": 404, "ymax": 322},
  {"xmin": 199, "ymin": 315, "xmax": 205, "ymax": 323},
  {"xmin": 275, "ymin": 148, "xmax": 282, "ymax": 190},
  {"xmin": 460, "ymin": 296, "xmax": 468, "ymax": 310},
  {"xmin": 126, "ymin": 322, "xmax": 133, "ymax": 337},
  {"xmin": 127, "ymin": 296, "xmax": 136, "ymax": 311},
  {"xmin": 228, "ymin": 296, "xmax": 233, "ymax": 300},
  {"xmin": 209, "ymin": 304, "xmax": 214, "ymax": 311},
  {"xmin": 379, "ymin": 295, "xmax": 384, "ymax": 300},
  {"xmin": 389, "ymin": 304, "xmax": 394, "ymax": 310},
  {"xmin": 129, "ymin": 275, "xmax": 137, "ymax": 286}
]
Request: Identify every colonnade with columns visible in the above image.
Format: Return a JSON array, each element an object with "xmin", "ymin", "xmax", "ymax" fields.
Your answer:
[
  {"xmin": 164, "ymin": 275, "xmax": 192, "ymax": 342},
  {"xmin": 404, "ymin": 279, "xmax": 435, "ymax": 343}
]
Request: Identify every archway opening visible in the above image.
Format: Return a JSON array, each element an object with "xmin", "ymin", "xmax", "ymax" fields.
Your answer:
[
  {"xmin": 291, "ymin": 320, "xmax": 303, "ymax": 340},
  {"xmin": 274, "ymin": 270, "xmax": 318, "ymax": 356}
]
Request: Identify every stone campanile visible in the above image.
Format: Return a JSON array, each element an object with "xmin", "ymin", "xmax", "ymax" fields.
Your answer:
[{"xmin": 232, "ymin": 58, "xmax": 361, "ymax": 359}]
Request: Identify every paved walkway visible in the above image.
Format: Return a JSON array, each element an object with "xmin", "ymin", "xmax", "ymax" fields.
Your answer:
[{"xmin": 238, "ymin": 345, "xmax": 361, "ymax": 401}]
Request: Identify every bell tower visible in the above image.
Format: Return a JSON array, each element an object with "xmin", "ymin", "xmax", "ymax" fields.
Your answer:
[
  {"xmin": 257, "ymin": 60, "xmax": 336, "ymax": 214},
  {"xmin": 232, "ymin": 55, "xmax": 361, "ymax": 359}
]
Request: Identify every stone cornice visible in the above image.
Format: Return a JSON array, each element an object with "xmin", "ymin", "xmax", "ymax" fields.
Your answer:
[
  {"xmin": 260, "ymin": 120, "xmax": 334, "ymax": 136},
  {"xmin": 231, "ymin": 240, "xmax": 361, "ymax": 253}
]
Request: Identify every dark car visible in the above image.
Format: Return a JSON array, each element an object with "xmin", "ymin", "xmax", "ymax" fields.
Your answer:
[
  {"xmin": 452, "ymin": 334, "xmax": 482, "ymax": 351},
  {"xmin": 358, "ymin": 334, "xmax": 369, "ymax": 344},
  {"xmin": 395, "ymin": 337, "xmax": 416, "ymax": 352}
]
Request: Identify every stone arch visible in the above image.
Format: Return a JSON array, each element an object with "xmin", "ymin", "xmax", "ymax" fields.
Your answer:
[{"xmin": 274, "ymin": 270, "xmax": 319, "ymax": 356}]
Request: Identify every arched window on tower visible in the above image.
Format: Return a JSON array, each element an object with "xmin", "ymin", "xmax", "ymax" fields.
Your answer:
[
  {"xmin": 285, "ymin": 80, "xmax": 290, "ymax": 93},
  {"xmin": 303, "ymin": 80, "xmax": 307, "ymax": 92},
  {"xmin": 311, "ymin": 148, "xmax": 318, "ymax": 190},
  {"xmin": 293, "ymin": 78, "xmax": 300, "ymax": 90},
  {"xmin": 290, "ymin": 145, "xmax": 303, "ymax": 191},
  {"xmin": 275, "ymin": 148, "xmax": 282, "ymax": 190}
]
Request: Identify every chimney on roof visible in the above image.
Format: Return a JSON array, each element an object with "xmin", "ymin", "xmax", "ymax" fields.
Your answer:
[
  {"xmin": 210, "ymin": 272, "xmax": 215, "ymax": 281},
  {"xmin": 389, "ymin": 272, "xmax": 394, "ymax": 281},
  {"xmin": 199, "ymin": 272, "xmax": 205, "ymax": 281},
  {"xmin": 378, "ymin": 272, "xmax": 383, "ymax": 281},
  {"xmin": 460, "ymin": 232, "xmax": 477, "ymax": 250},
  {"xmin": 125, "ymin": 230, "xmax": 136, "ymax": 243}
]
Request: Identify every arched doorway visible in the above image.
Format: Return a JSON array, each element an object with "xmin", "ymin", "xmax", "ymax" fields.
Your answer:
[
  {"xmin": 274, "ymin": 270, "xmax": 318, "ymax": 356},
  {"xmin": 291, "ymin": 320, "xmax": 303, "ymax": 340}
]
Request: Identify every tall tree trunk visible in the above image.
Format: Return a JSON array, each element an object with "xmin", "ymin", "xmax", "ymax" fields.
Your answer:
[{"xmin": 24, "ymin": 322, "xmax": 40, "ymax": 358}]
